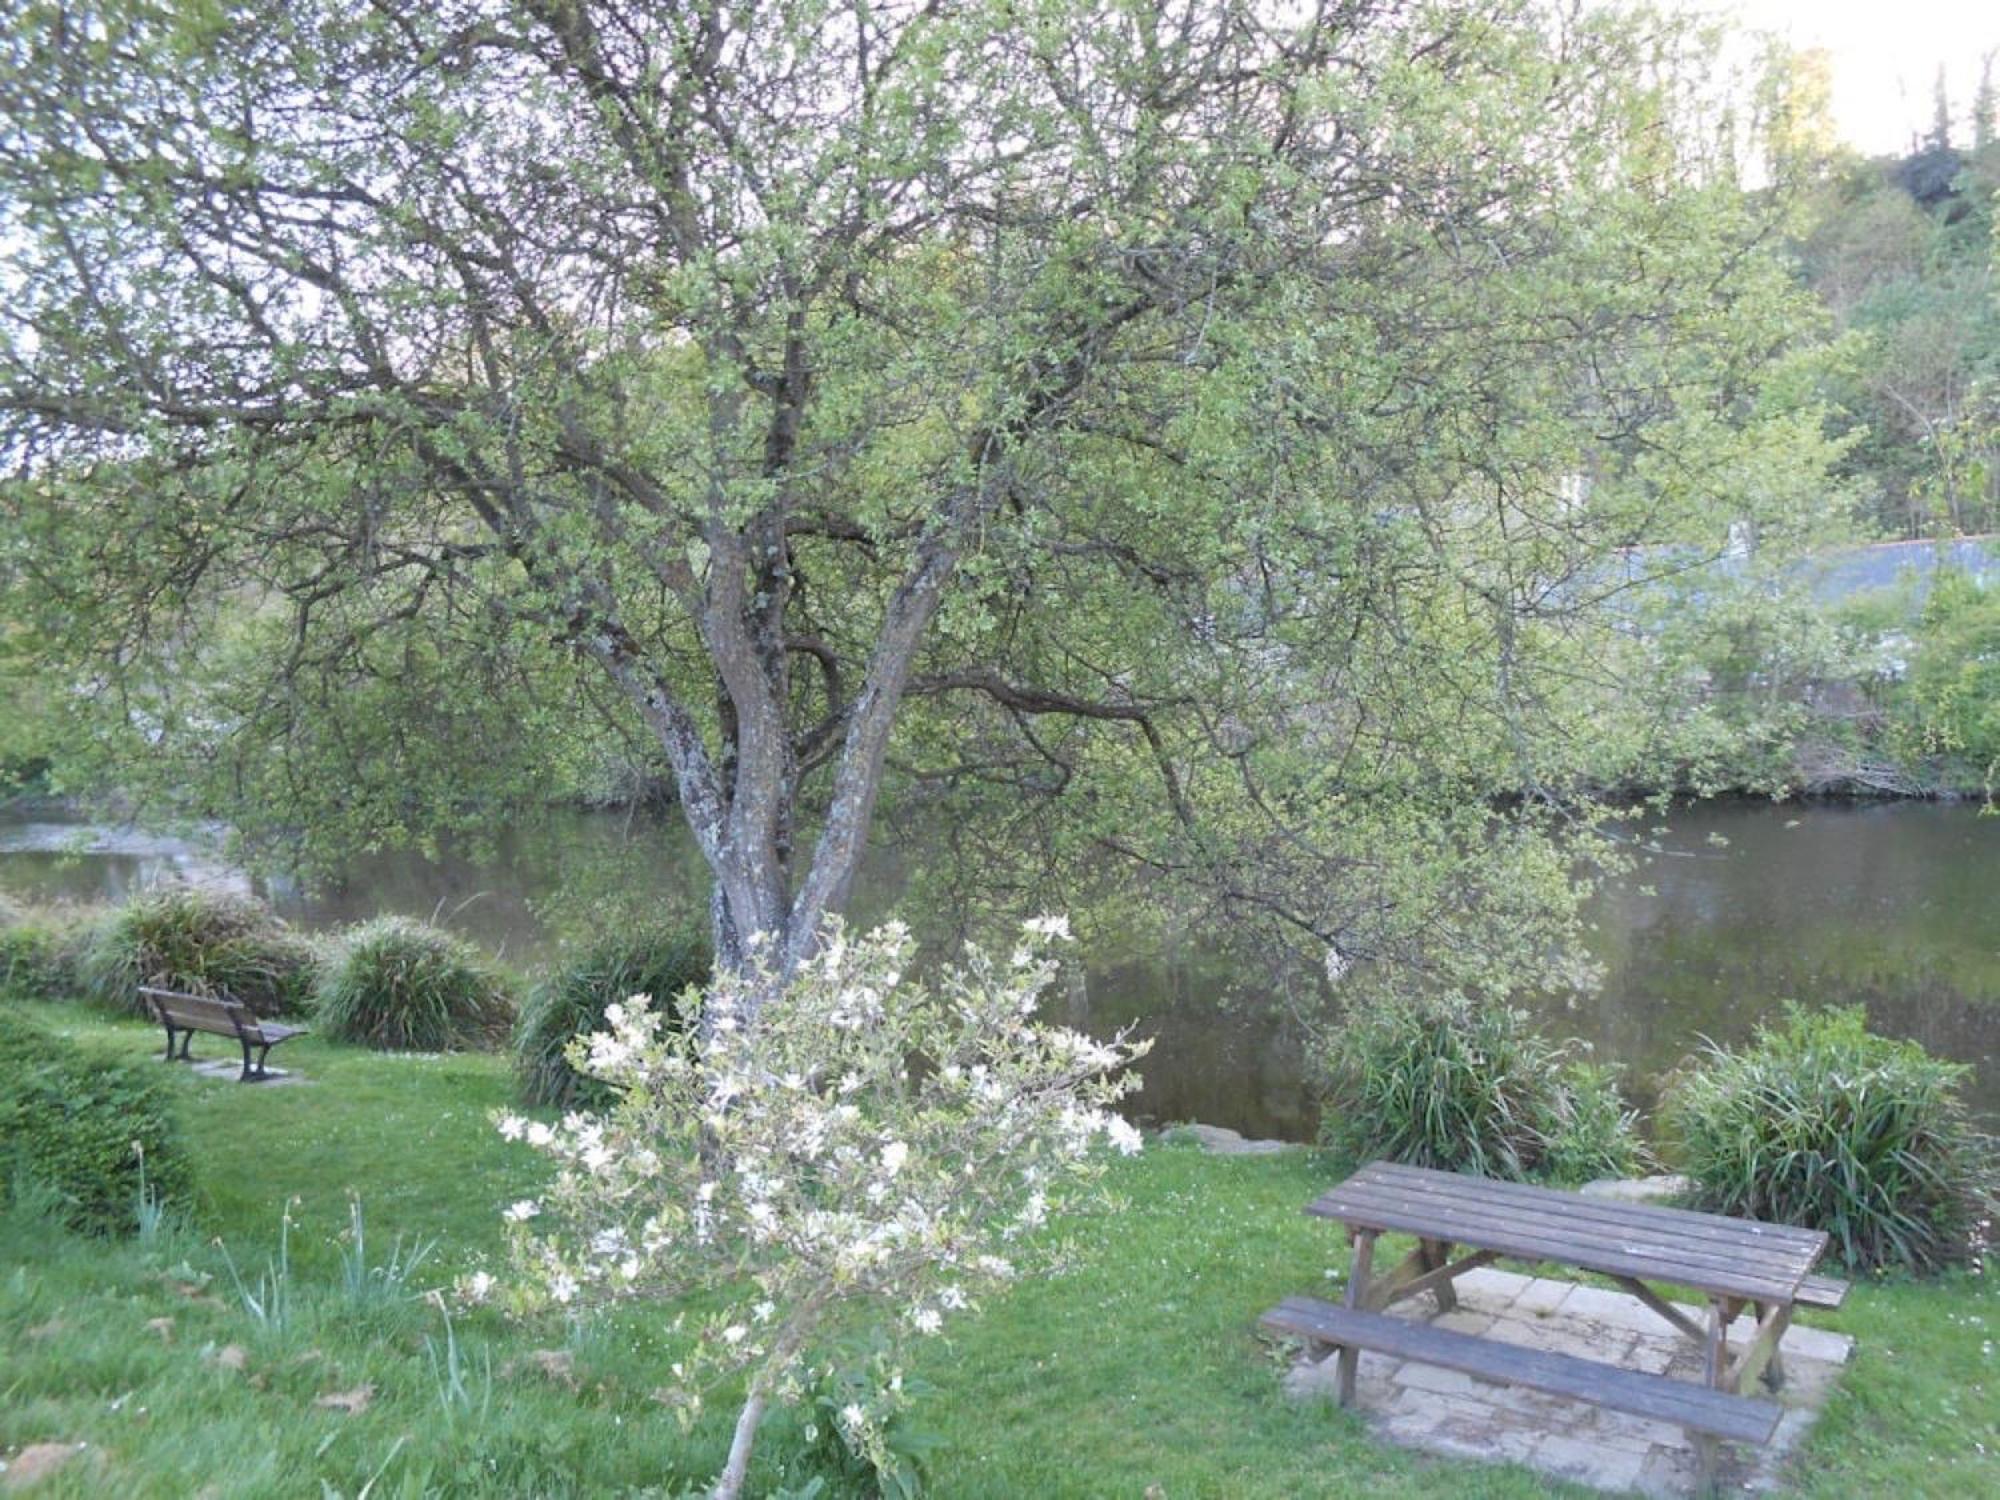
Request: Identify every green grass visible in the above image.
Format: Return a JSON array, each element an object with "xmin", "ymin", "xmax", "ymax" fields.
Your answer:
[{"xmin": 2, "ymin": 1000, "xmax": 1993, "ymax": 1497}]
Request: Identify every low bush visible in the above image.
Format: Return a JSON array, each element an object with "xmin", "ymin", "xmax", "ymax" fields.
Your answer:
[
  {"xmin": 1662, "ymin": 1005, "xmax": 1997, "ymax": 1274},
  {"xmin": 513, "ymin": 925, "xmax": 709, "ymax": 1109},
  {"xmin": 80, "ymin": 885, "xmax": 318, "ymax": 1017},
  {"xmin": 316, "ymin": 916, "xmax": 514, "ymax": 1052},
  {"xmin": 1, "ymin": 906, "xmax": 87, "ymax": 1002},
  {"xmin": 0, "ymin": 1020, "xmax": 190, "ymax": 1235},
  {"xmin": 1315, "ymin": 990, "xmax": 1643, "ymax": 1185}
]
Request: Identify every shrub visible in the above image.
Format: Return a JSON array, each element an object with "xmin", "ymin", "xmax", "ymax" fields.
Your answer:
[
  {"xmin": 1662, "ymin": 1005, "xmax": 1997, "ymax": 1274},
  {"xmin": 0, "ymin": 1020, "xmax": 190, "ymax": 1235},
  {"xmin": 513, "ymin": 926, "xmax": 709, "ymax": 1109},
  {"xmin": 1, "ymin": 908, "xmax": 87, "ymax": 1002},
  {"xmin": 80, "ymin": 885, "xmax": 317, "ymax": 1017},
  {"xmin": 316, "ymin": 916, "xmax": 514, "ymax": 1051},
  {"xmin": 1315, "ymin": 991, "xmax": 1643, "ymax": 1185}
]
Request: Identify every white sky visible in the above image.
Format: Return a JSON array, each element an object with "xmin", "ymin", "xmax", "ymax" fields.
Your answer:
[{"xmin": 1710, "ymin": 1, "xmax": 1998, "ymax": 155}]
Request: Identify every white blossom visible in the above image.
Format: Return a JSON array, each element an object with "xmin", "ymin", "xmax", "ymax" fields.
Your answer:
[{"xmin": 494, "ymin": 915, "xmax": 1147, "ymax": 1497}]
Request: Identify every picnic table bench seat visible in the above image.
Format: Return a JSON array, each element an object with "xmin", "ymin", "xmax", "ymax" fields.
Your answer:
[
  {"xmin": 140, "ymin": 985, "xmax": 306, "ymax": 1082},
  {"xmin": 1260, "ymin": 1296, "xmax": 1783, "ymax": 1444}
]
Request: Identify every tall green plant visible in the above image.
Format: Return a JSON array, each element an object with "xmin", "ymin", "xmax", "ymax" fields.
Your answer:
[
  {"xmin": 1662, "ymin": 1005, "xmax": 1996, "ymax": 1274},
  {"xmin": 513, "ymin": 927, "xmax": 709, "ymax": 1110},
  {"xmin": 1315, "ymin": 991, "xmax": 1642, "ymax": 1185},
  {"xmin": 80, "ymin": 885, "xmax": 317, "ymax": 1017},
  {"xmin": 315, "ymin": 917, "xmax": 514, "ymax": 1052}
]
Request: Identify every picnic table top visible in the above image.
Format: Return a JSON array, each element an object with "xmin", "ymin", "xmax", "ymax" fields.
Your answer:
[{"xmin": 1307, "ymin": 1160, "xmax": 1828, "ymax": 1305}]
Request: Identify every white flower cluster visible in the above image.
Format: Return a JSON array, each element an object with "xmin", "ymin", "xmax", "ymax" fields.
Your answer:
[{"xmin": 472, "ymin": 915, "xmax": 1148, "ymax": 1455}]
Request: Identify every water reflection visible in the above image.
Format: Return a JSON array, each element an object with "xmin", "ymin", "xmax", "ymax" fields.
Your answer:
[{"xmin": 2, "ymin": 800, "xmax": 1994, "ymax": 1138}]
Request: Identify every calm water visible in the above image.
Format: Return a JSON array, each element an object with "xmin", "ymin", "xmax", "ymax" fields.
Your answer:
[{"xmin": 3, "ymin": 801, "xmax": 1995, "ymax": 1138}]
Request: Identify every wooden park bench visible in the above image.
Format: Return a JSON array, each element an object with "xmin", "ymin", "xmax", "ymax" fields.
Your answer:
[
  {"xmin": 140, "ymin": 985, "xmax": 308, "ymax": 1082},
  {"xmin": 1262, "ymin": 1161, "xmax": 1850, "ymax": 1493}
]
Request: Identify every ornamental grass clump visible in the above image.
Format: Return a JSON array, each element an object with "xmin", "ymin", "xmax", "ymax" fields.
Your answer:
[
  {"xmin": 80, "ymin": 884, "xmax": 317, "ymax": 1017},
  {"xmin": 315, "ymin": 916, "xmax": 514, "ymax": 1052},
  {"xmin": 1662, "ymin": 1005, "xmax": 1997, "ymax": 1275},
  {"xmin": 475, "ymin": 916, "xmax": 1148, "ymax": 1500},
  {"xmin": 513, "ymin": 926, "xmax": 710, "ymax": 1110},
  {"xmin": 1315, "ymin": 990, "xmax": 1642, "ymax": 1185}
]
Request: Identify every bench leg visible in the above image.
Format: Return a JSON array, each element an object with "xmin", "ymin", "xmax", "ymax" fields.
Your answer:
[
  {"xmin": 1336, "ymin": 1230, "xmax": 1377, "ymax": 1405},
  {"xmin": 161, "ymin": 1025, "xmax": 177, "ymax": 1062},
  {"xmin": 238, "ymin": 1038, "xmax": 276, "ymax": 1082}
]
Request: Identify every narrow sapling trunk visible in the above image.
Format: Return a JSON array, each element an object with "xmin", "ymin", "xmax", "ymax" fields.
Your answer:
[{"xmin": 712, "ymin": 1387, "xmax": 769, "ymax": 1500}]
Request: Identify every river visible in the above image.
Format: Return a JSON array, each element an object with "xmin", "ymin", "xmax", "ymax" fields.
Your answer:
[{"xmin": 2, "ymin": 800, "xmax": 1994, "ymax": 1139}]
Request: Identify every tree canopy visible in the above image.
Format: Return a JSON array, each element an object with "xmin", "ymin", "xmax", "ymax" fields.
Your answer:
[{"xmin": 0, "ymin": 1, "xmax": 1842, "ymax": 999}]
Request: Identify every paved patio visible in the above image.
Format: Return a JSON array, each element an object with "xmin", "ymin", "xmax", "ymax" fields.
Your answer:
[{"xmin": 1283, "ymin": 1266, "xmax": 1853, "ymax": 1496}]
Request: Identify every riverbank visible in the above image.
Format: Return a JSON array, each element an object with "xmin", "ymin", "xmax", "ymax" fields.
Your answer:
[
  {"xmin": 6, "ymin": 797, "xmax": 1999, "ymax": 1137},
  {"xmin": 3, "ymin": 1000, "xmax": 1993, "ymax": 1498}
]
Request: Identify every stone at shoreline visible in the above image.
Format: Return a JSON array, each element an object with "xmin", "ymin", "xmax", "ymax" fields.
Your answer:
[
  {"xmin": 1178, "ymin": 1122, "xmax": 1296, "ymax": 1156},
  {"xmin": 1579, "ymin": 1173, "xmax": 1690, "ymax": 1205}
]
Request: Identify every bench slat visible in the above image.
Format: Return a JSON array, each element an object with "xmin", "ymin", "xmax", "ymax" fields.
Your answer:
[
  {"xmin": 1261, "ymin": 1296, "xmax": 1782, "ymax": 1444},
  {"xmin": 1796, "ymin": 1274, "xmax": 1849, "ymax": 1310}
]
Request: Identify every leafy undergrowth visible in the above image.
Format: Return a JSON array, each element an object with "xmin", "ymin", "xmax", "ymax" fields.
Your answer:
[{"xmin": 1, "ymin": 1001, "xmax": 1992, "ymax": 1498}]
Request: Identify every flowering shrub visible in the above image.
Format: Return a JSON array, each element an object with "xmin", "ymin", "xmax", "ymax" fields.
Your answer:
[{"xmin": 474, "ymin": 916, "xmax": 1147, "ymax": 1500}]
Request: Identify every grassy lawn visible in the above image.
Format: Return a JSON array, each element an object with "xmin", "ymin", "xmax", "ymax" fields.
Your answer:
[{"xmin": 2, "ymin": 1000, "xmax": 1993, "ymax": 1497}]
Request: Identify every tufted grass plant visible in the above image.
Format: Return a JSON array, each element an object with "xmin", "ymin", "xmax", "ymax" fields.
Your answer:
[
  {"xmin": 80, "ymin": 884, "xmax": 318, "ymax": 1017},
  {"xmin": 1662, "ymin": 1005, "xmax": 1997, "ymax": 1274},
  {"xmin": 316, "ymin": 916, "xmax": 516, "ymax": 1052},
  {"xmin": 512, "ymin": 925, "xmax": 709, "ymax": 1109},
  {"xmin": 1315, "ymin": 989, "xmax": 1643, "ymax": 1185}
]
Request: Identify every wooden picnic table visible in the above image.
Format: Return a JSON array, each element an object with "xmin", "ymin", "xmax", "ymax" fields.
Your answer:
[{"xmin": 1263, "ymin": 1160, "xmax": 1847, "ymax": 1491}]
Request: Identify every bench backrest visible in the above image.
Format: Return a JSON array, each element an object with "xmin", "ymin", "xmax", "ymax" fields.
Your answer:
[{"xmin": 140, "ymin": 985, "xmax": 262, "ymax": 1040}]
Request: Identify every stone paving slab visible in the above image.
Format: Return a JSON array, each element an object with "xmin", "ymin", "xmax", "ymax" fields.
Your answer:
[
  {"xmin": 1283, "ymin": 1268, "xmax": 1853, "ymax": 1497},
  {"xmin": 188, "ymin": 1059, "xmax": 308, "ymax": 1086}
]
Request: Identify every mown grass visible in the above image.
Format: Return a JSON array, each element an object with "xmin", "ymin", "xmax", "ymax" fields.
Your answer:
[{"xmin": 2, "ymin": 999, "xmax": 1993, "ymax": 1497}]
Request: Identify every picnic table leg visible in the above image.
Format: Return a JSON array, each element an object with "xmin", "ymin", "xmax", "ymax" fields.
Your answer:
[
  {"xmin": 1420, "ymin": 1240, "xmax": 1458, "ymax": 1311},
  {"xmin": 1336, "ymin": 1229, "xmax": 1377, "ymax": 1406},
  {"xmin": 1691, "ymin": 1295, "xmax": 1732, "ymax": 1495},
  {"xmin": 1759, "ymin": 1301, "xmax": 1788, "ymax": 1391}
]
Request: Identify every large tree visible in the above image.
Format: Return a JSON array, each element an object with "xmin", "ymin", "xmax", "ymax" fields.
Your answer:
[{"xmin": 0, "ymin": 1, "xmax": 1838, "ymax": 998}]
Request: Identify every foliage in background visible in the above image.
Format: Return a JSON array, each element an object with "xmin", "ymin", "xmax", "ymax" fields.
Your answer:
[
  {"xmin": 513, "ymin": 926, "xmax": 709, "ymax": 1111},
  {"xmin": 1662, "ymin": 1005, "xmax": 1996, "ymax": 1274},
  {"xmin": 484, "ymin": 918, "xmax": 1147, "ymax": 1500},
  {"xmin": 1788, "ymin": 81, "xmax": 2000, "ymax": 538},
  {"xmin": 315, "ymin": 917, "xmax": 514, "ymax": 1053},
  {"xmin": 1893, "ymin": 569, "xmax": 2000, "ymax": 796},
  {"xmin": 80, "ymin": 884, "xmax": 317, "ymax": 1018},
  {"xmin": 1314, "ymin": 990, "xmax": 1643, "ymax": 1185},
  {"xmin": 0, "ymin": 1018, "xmax": 188, "ymax": 1235}
]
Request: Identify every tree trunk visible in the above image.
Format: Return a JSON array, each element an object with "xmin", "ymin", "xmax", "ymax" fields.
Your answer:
[{"xmin": 711, "ymin": 1386, "xmax": 769, "ymax": 1500}]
